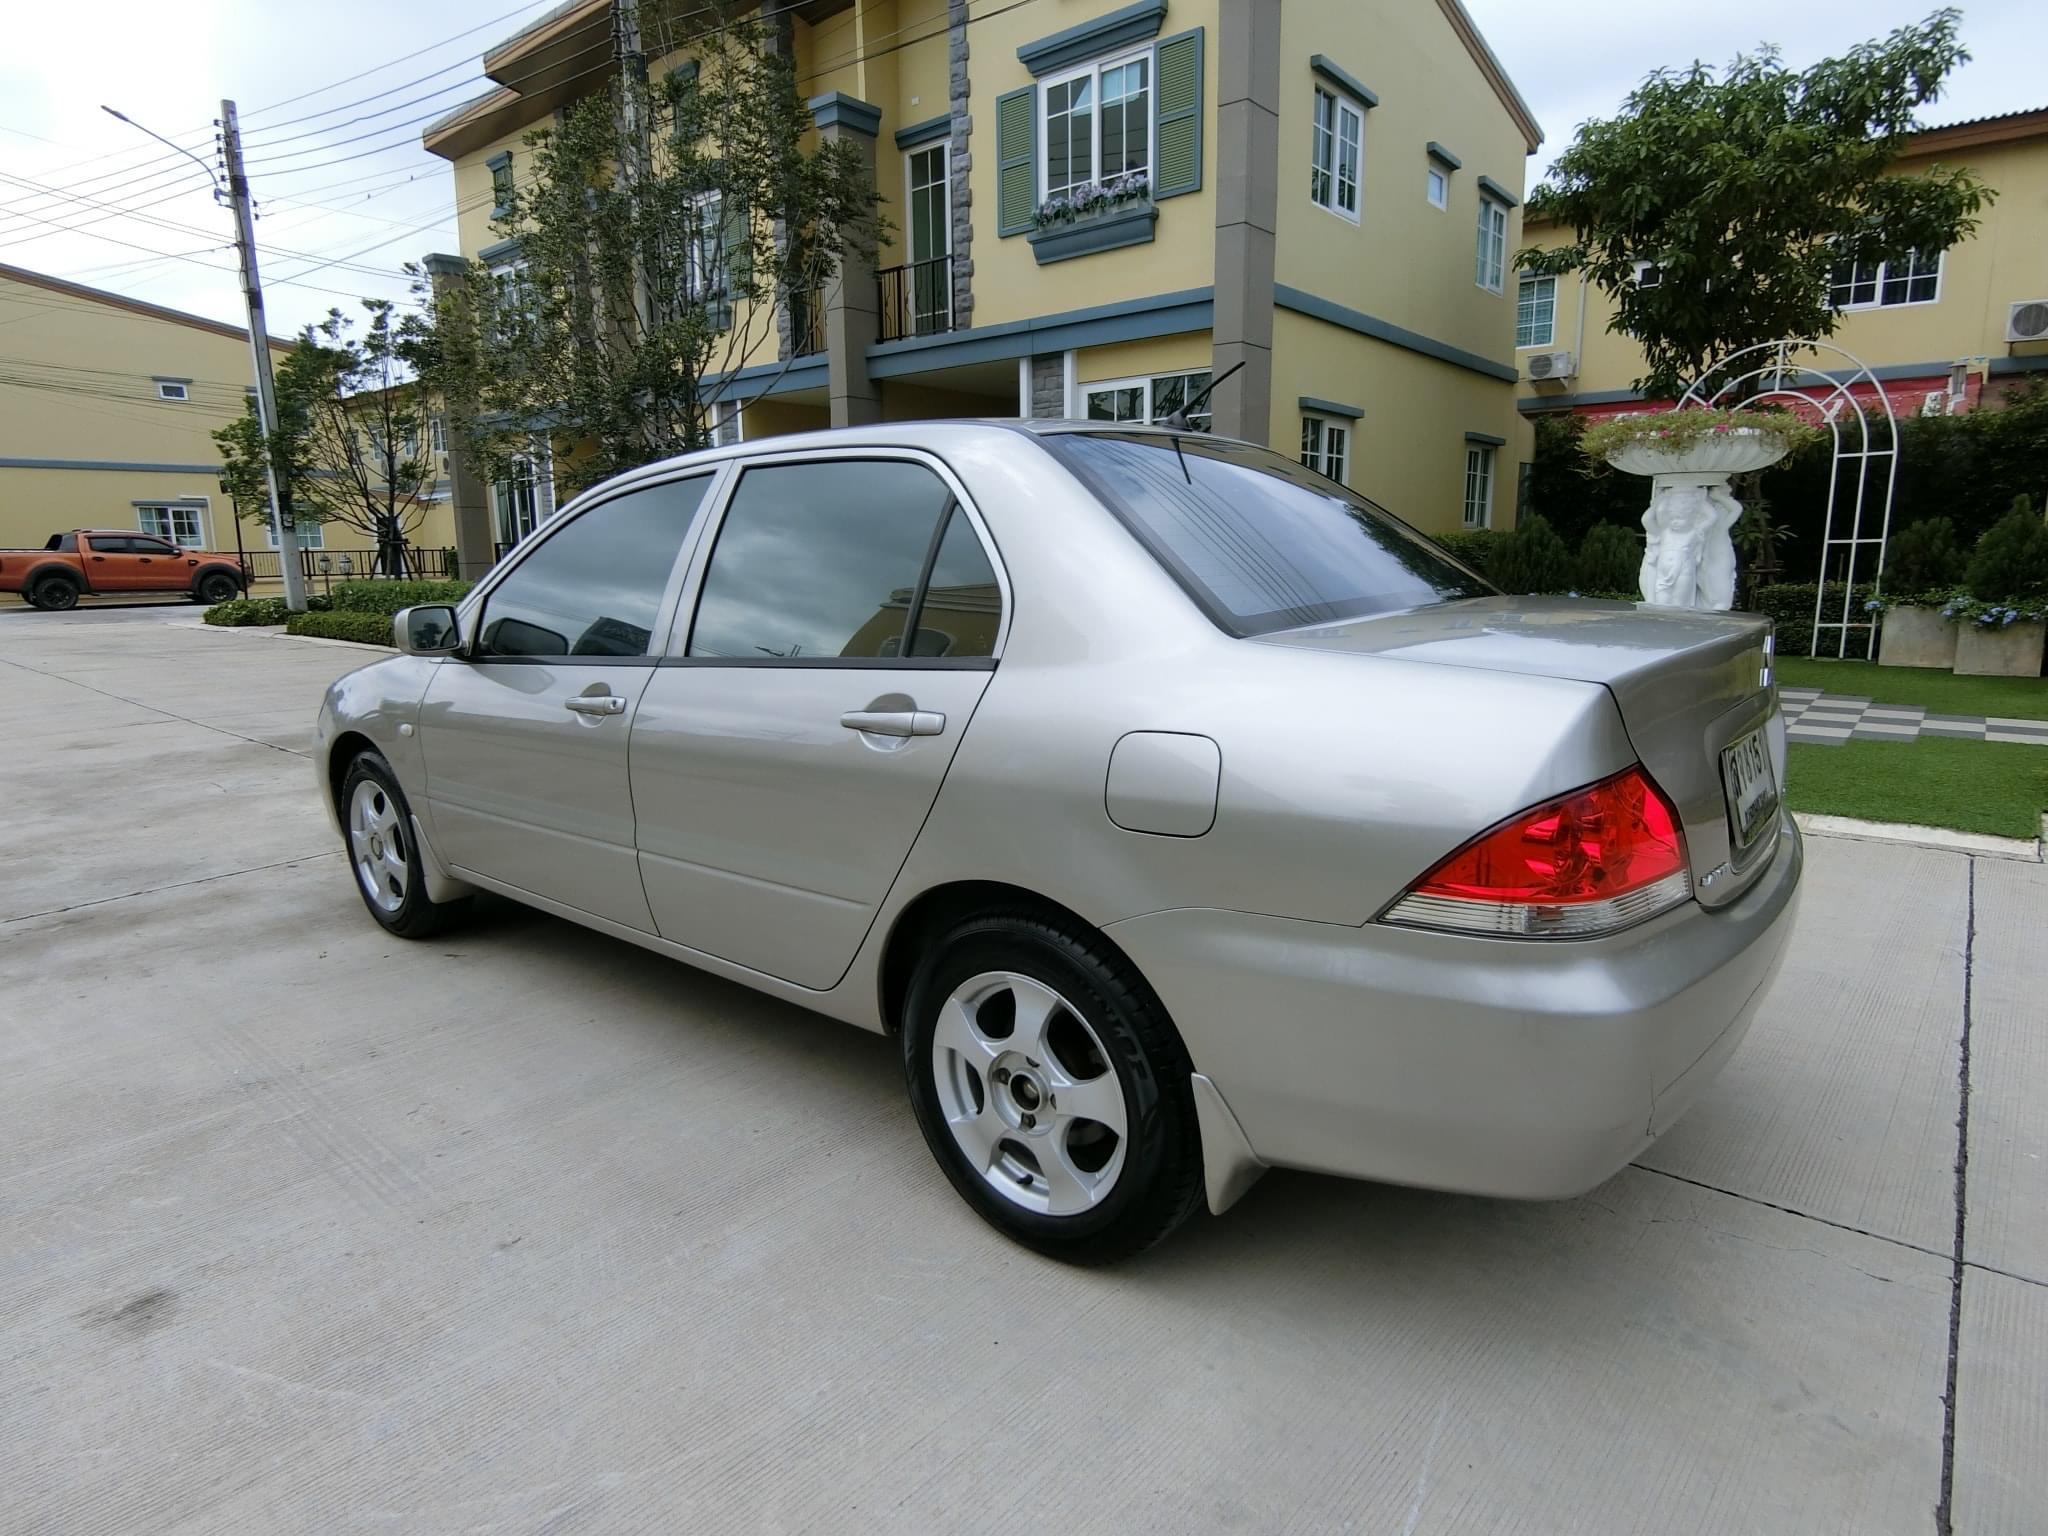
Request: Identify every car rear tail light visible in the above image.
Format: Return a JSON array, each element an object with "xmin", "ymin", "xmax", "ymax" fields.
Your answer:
[{"xmin": 1381, "ymin": 765, "xmax": 1690, "ymax": 938}]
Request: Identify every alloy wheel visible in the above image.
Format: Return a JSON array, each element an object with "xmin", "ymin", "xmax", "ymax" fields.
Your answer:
[{"xmin": 348, "ymin": 778, "xmax": 409, "ymax": 913}]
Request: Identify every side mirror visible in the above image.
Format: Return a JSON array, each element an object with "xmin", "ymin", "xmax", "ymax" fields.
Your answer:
[{"xmin": 395, "ymin": 604, "xmax": 463, "ymax": 656}]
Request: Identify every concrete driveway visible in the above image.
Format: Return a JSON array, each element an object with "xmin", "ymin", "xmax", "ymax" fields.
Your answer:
[{"xmin": 3, "ymin": 607, "xmax": 2042, "ymax": 1535}]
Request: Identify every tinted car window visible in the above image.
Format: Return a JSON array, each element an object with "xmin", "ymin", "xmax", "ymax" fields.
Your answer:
[
  {"xmin": 477, "ymin": 476, "xmax": 710, "ymax": 658},
  {"xmin": 902, "ymin": 509, "xmax": 1002, "ymax": 658},
  {"xmin": 90, "ymin": 537, "xmax": 143, "ymax": 554},
  {"xmin": 132, "ymin": 538, "xmax": 178, "ymax": 556},
  {"xmin": 1043, "ymin": 432, "xmax": 1490, "ymax": 635},
  {"xmin": 688, "ymin": 460, "xmax": 956, "ymax": 661}
]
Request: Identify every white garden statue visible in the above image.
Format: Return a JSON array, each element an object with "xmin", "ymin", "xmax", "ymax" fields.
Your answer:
[{"xmin": 1591, "ymin": 413, "xmax": 1807, "ymax": 611}]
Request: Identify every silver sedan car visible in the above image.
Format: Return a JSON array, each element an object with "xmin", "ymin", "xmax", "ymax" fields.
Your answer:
[{"xmin": 315, "ymin": 422, "xmax": 1801, "ymax": 1261}]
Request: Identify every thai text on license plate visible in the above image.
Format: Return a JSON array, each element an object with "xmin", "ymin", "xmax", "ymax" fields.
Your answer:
[{"xmin": 1721, "ymin": 727, "xmax": 1778, "ymax": 846}]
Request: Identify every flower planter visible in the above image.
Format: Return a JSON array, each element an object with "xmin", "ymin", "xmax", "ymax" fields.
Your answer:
[
  {"xmin": 1954, "ymin": 618, "xmax": 2047, "ymax": 677},
  {"xmin": 1027, "ymin": 202, "xmax": 1157, "ymax": 265},
  {"xmin": 1604, "ymin": 428, "xmax": 1791, "ymax": 611},
  {"xmin": 1876, "ymin": 604, "xmax": 1957, "ymax": 669}
]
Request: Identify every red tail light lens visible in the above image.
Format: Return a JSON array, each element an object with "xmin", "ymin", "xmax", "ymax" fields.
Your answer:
[{"xmin": 1382, "ymin": 766, "xmax": 1690, "ymax": 937}]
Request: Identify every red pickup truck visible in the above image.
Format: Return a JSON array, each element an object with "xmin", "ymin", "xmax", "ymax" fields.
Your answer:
[{"xmin": 0, "ymin": 530, "xmax": 249, "ymax": 610}]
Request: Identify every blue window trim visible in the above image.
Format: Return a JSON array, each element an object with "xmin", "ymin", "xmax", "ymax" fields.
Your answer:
[
  {"xmin": 1310, "ymin": 55, "xmax": 1378, "ymax": 109},
  {"xmin": 479, "ymin": 236, "xmax": 524, "ymax": 267},
  {"xmin": 807, "ymin": 92, "xmax": 882, "ymax": 138},
  {"xmin": 1299, "ymin": 396, "xmax": 1363, "ymax": 420},
  {"xmin": 867, "ymin": 287, "xmax": 1213, "ymax": 375},
  {"xmin": 1465, "ymin": 431, "xmax": 1507, "ymax": 447},
  {"xmin": 1018, "ymin": 0, "xmax": 1167, "ymax": 77},
  {"xmin": 1275, "ymin": 286, "xmax": 1516, "ymax": 383},
  {"xmin": 1426, "ymin": 141, "xmax": 1462, "ymax": 170},
  {"xmin": 1476, "ymin": 174, "xmax": 1519, "ymax": 208},
  {"xmin": 894, "ymin": 114, "xmax": 950, "ymax": 152}
]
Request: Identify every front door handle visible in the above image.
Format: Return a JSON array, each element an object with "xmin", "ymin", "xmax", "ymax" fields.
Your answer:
[
  {"xmin": 840, "ymin": 708, "xmax": 945, "ymax": 738},
  {"xmin": 564, "ymin": 693, "xmax": 627, "ymax": 717}
]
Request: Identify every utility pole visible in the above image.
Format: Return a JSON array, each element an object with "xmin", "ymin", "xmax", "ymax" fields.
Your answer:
[
  {"xmin": 614, "ymin": 0, "xmax": 655, "ymax": 337},
  {"xmin": 219, "ymin": 99, "xmax": 307, "ymax": 611}
]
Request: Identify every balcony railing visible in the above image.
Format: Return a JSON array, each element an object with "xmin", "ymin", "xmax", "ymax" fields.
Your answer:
[
  {"xmin": 878, "ymin": 255, "xmax": 954, "ymax": 343},
  {"xmin": 789, "ymin": 286, "xmax": 827, "ymax": 358}
]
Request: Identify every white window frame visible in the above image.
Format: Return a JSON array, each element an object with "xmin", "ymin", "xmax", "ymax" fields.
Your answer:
[
  {"xmin": 684, "ymin": 190, "xmax": 724, "ymax": 302},
  {"xmin": 1038, "ymin": 47, "xmax": 1154, "ymax": 202},
  {"xmin": 492, "ymin": 441, "xmax": 558, "ymax": 549},
  {"xmin": 1632, "ymin": 259, "xmax": 1664, "ymax": 290},
  {"xmin": 904, "ymin": 142, "xmax": 954, "ymax": 336},
  {"xmin": 136, "ymin": 501, "xmax": 206, "ymax": 546},
  {"xmin": 429, "ymin": 414, "xmax": 446, "ymax": 455},
  {"xmin": 1300, "ymin": 415, "xmax": 1349, "ymax": 484},
  {"xmin": 153, "ymin": 379, "xmax": 190, "ymax": 402},
  {"xmin": 1463, "ymin": 444, "xmax": 1496, "ymax": 529},
  {"xmin": 1475, "ymin": 197, "xmax": 1507, "ymax": 293},
  {"xmin": 1081, "ymin": 369, "xmax": 1213, "ymax": 432},
  {"xmin": 1310, "ymin": 87, "xmax": 1364, "ymax": 223},
  {"xmin": 1426, "ymin": 165, "xmax": 1448, "ymax": 210},
  {"xmin": 263, "ymin": 515, "xmax": 325, "ymax": 551},
  {"xmin": 1515, "ymin": 274, "xmax": 1557, "ymax": 349},
  {"xmin": 1829, "ymin": 248, "xmax": 1944, "ymax": 311}
]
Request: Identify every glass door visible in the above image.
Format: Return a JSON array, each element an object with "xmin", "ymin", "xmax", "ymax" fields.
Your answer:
[{"xmin": 907, "ymin": 145, "xmax": 950, "ymax": 336}]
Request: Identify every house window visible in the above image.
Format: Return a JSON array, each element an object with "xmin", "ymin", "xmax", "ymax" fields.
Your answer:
[
  {"xmin": 429, "ymin": 415, "xmax": 446, "ymax": 455},
  {"xmin": 1516, "ymin": 275, "xmax": 1556, "ymax": 348},
  {"xmin": 1300, "ymin": 416, "xmax": 1349, "ymax": 483},
  {"xmin": 905, "ymin": 144, "xmax": 952, "ymax": 335},
  {"xmin": 1310, "ymin": 88, "xmax": 1363, "ymax": 220},
  {"xmin": 1426, "ymin": 166, "xmax": 1447, "ymax": 210},
  {"xmin": 1042, "ymin": 51, "xmax": 1150, "ymax": 199},
  {"xmin": 489, "ymin": 153, "xmax": 514, "ymax": 216},
  {"xmin": 1633, "ymin": 259, "xmax": 1664, "ymax": 289},
  {"xmin": 154, "ymin": 379, "xmax": 189, "ymax": 402},
  {"xmin": 493, "ymin": 445, "xmax": 557, "ymax": 548},
  {"xmin": 1475, "ymin": 197, "xmax": 1507, "ymax": 292},
  {"xmin": 1084, "ymin": 369, "xmax": 1212, "ymax": 432},
  {"xmin": 263, "ymin": 517, "xmax": 325, "ymax": 550},
  {"xmin": 684, "ymin": 190, "xmax": 724, "ymax": 301},
  {"xmin": 1463, "ymin": 444, "xmax": 1496, "ymax": 529},
  {"xmin": 1829, "ymin": 248, "xmax": 1941, "ymax": 310},
  {"xmin": 136, "ymin": 503, "xmax": 203, "ymax": 545}
]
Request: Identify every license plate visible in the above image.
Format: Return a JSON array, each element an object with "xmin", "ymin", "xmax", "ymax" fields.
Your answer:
[{"xmin": 1720, "ymin": 727, "xmax": 1779, "ymax": 847}]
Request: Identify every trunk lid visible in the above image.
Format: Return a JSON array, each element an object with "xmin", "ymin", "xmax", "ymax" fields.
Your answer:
[{"xmin": 1258, "ymin": 596, "xmax": 1781, "ymax": 908}]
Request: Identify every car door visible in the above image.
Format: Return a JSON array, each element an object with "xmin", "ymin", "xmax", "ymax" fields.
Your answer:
[
  {"xmin": 81, "ymin": 536, "xmax": 153, "ymax": 591},
  {"xmin": 630, "ymin": 452, "xmax": 1006, "ymax": 989},
  {"xmin": 417, "ymin": 472, "xmax": 716, "ymax": 932}
]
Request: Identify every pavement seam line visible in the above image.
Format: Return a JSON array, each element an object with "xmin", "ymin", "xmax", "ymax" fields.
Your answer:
[
  {"xmin": 1, "ymin": 851, "xmax": 341, "ymax": 926},
  {"xmin": 1628, "ymin": 1162, "xmax": 1952, "ymax": 1264},
  {"xmin": 1934, "ymin": 857, "xmax": 1977, "ymax": 1536},
  {"xmin": 0, "ymin": 653, "xmax": 309, "ymax": 760}
]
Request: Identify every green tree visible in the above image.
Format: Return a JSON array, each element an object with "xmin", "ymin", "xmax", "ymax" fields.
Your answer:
[
  {"xmin": 415, "ymin": 3, "xmax": 882, "ymax": 497},
  {"xmin": 215, "ymin": 301, "xmax": 436, "ymax": 573},
  {"xmin": 1490, "ymin": 514, "xmax": 1574, "ymax": 595},
  {"xmin": 1517, "ymin": 10, "xmax": 1990, "ymax": 399},
  {"xmin": 1882, "ymin": 516, "xmax": 1967, "ymax": 594},
  {"xmin": 1575, "ymin": 522, "xmax": 1641, "ymax": 595},
  {"xmin": 1965, "ymin": 496, "xmax": 2048, "ymax": 600}
]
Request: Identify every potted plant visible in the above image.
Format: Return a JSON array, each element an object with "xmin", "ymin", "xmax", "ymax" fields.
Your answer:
[
  {"xmin": 1950, "ymin": 497, "xmax": 2048, "ymax": 676},
  {"xmin": 1579, "ymin": 408, "xmax": 1821, "ymax": 610},
  {"xmin": 1027, "ymin": 172, "xmax": 1156, "ymax": 264},
  {"xmin": 1876, "ymin": 517, "xmax": 1967, "ymax": 669}
]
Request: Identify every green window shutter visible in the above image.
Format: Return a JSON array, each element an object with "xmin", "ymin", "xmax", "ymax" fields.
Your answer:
[
  {"xmin": 996, "ymin": 85, "xmax": 1037, "ymax": 237},
  {"xmin": 1153, "ymin": 28, "xmax": 1203, "ymax": 199},
  {"xmin": 714, "ymin": 194, "xmax": 749, "ymax": 331}
]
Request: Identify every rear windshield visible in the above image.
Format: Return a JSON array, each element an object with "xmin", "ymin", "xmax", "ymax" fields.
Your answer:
[{"xmin": 1042, "ymin": 432, "xmax": 1490, "ymax": 636}]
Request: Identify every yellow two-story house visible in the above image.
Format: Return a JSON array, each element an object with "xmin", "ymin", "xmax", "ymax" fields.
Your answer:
[
  {"xmin": 1515, "ymin": 105, "xmax": 2048, "ymax": 422},
  {"xmin": 423, "ymin": 0, "xmax": 1542, "ymax": 544}
]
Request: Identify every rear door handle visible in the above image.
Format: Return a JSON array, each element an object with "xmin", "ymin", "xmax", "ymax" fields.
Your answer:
[
  {"xmin": 564, "ymin": 694, "xmax": 627, "ymax": 717},
  {"xmin": 840, "ymin": 709, "xmax": 945, "ymax": 738}
]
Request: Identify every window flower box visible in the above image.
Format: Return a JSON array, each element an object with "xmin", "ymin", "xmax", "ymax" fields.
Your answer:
[{"xmin": 1027, "ymin": 174, "xmax": 1156, "ymax": 265}]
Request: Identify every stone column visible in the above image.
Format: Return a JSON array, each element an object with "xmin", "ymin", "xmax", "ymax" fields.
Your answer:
[
  {"xmin": 1211, "ymin": 0, "xmax": 1279, "ymax": 444},
  {"xmin": 947, "ymin": 0, "xmax": 975, "ymax": 329},
  {"xmin": 1029, "ymin": 355, "xmax": 1066, "ymax": 419},
  {"xmin": 809, "ymin": 92, "xmax": 884, "ymax": 427},
  {"xmin": 422, "ymin": 253, "xmax": 498, "ymax": 580}
]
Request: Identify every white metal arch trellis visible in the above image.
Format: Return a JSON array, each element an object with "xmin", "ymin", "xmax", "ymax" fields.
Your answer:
[{"xmin": 1680, "ymin": 340, "xmax": 1901, "ymax": 659}]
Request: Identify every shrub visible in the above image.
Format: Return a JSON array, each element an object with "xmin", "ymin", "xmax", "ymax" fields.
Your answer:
[
  {"xmin": 286, "ymin": 610, "xmax": 396, "ymax": 646},
  {"xmin": 326, "ymin": 579, "xmax": 472, "ymax": 616},
  {"xmin": 1963, "ymin": 496, "xmax": 2048, "ymax": 601},
  {"xmin": 1432, "ymin": 529, "xmax": 1505, "ymax": 578},
  {"xmin": 1577, "ymin": 406, "xmax": 1825, "ymax": 466},
  {"xmin": 1883, "ymin": 518, "xmax": 1968, "ymax": 597},
  {"xmin": 1576, "ymin": 523, "xmax": 1641, "ymax": 596},
  {"xmin": 1488, "ymin": 513, "xmax": 1574, "ymax": 595},
  {"xmin": 203, "ymin": 596, "xmax": 291, "ymax": 626},
  {"xmin": 1751, "ymin": 582, "xmax": 1876, "ymax": 658}
]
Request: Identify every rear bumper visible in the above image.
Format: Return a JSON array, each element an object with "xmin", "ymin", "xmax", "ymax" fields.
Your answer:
[{"xmin": 1108, "ymin": 814, "xmax": 1802, "ymax": 1200}]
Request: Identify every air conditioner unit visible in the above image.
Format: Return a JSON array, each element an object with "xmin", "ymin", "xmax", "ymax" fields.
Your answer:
[
  {"xmin": 2008, "ymin": 300, "xmax": 2048, "ymax": 344},
  {"xmin": 1525, "ymin": 350, "xmax": 1577, "ymax": 381}
]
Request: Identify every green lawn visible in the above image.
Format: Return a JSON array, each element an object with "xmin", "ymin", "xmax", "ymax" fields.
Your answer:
[
  {"xmin": 1777, "ymin": 658, "xmax": 2048, "ymax": 720},
  {"xmin": 1786, "ymin": 738, "xmax": 2048, "ymax": 839}
]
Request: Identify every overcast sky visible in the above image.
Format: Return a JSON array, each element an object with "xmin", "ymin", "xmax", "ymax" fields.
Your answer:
[{"xmin": 0, "ymin": 0, "xmax": 2038, "ymax": 340}]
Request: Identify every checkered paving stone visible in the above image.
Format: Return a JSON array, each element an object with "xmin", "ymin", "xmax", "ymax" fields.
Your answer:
[{"xmin": 1779, "ymin": 689, "xmax": 2048, "ymax": 747}]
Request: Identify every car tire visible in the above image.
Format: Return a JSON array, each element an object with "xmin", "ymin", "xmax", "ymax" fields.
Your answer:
[
  {"xmin": 194, "ymin": 571, "xmax": 242, "ymax": 603},
  {"xmin": 339, "ymin": 750, "xmax": 469, "ymax": 939},
  {"xmin": 28, "ymin": 573, "xmax": 81, "ymax": 611},
  {"xmin": 902, "ymin": 913, "xmax": 1204, "ymax": 1263}
]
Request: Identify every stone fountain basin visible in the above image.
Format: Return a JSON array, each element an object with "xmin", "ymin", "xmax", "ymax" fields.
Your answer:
[{"xmin": 1607, "ymin": 428, "xmax": 1790, "ymax": 478}]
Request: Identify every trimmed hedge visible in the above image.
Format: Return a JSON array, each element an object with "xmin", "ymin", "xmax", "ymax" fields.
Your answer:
[
  {"xmin": 202, "ymin": 594, "xmax": 332, "ymax": 625},
  {"xmin": 286, "ymin": 610, "xmax": 397, "ymax": 646},
  {"xmin": 326, "ymin": 578, "xmax": 471, "ymax": 615},
  {"xmin": 1752, "ymin": 582, "xmax": 1876, "ymax": 659},
  {"xmin": 1432, "ymin": 529, "xmax": 1506, "ymax": 577}
]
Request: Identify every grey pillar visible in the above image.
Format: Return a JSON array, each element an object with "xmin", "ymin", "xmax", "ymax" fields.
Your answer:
[
  {"xmin": 1030, "ymin": 355, "xmax": 1066, "ymax": 419},
  {"xmin": 422, "ymin": 253, "xmax": 498, "ymax": 580},
  {"xmin": 1211, "ymin": 0, "xmax": 1279, "ymax": 444},
  {"xmin": 809, "ymin": 92, "xmax": 884, "ymax": 428},
  {"xmin": 947, "ymin": 0, "xmax": 975, "ymax": 328}
]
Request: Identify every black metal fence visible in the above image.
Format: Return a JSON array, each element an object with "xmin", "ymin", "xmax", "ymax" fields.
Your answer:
[
  {"xmin": 241, "ymin": 545, "xmax": 460, "ymax": 589},
  {"xmin": 789, "ymin": 286, "xmax": 827, "ymax": 358},
  {"xmin": 877, "ymin": 255, "xmax": 953, "ymax": 343}
]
